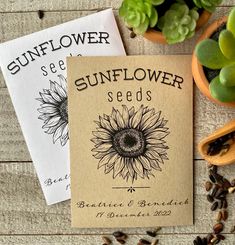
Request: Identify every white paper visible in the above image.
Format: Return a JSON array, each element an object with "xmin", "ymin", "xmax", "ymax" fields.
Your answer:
[{"xmin": 0, "ymin": 9, "xmax": 126, "ymax": 205}]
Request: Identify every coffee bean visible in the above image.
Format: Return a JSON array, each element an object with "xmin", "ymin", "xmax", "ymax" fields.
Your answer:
[
  {"xmin": 213, "ymin": 222, "xmax": 224, "ymax": 234},
  {"xmin": 102, "ymin": 236, "xmax": 112, "ymax": 245},
  {"xmin": 207, "ymin": 194, "xmax": 214, "ymax": 203},
  {"xmin": 138, "ymin": 239, "xmax": 151, "ymax": 244},
  {"xmin": 221, "ymin": 210, "xmax": 228, "ymax": 221},
  {"xmin": 211, "ymin": 201, "xmax": 219, "ymax": 211},
  {"xmin": 205, "ymin": 181, "xmax": 213, "ymax": 191},
  {"xmin": 37, "ymin": 10, "xmax": 44, "ymax": 19},
  {"xmin": 113, "ymin": 231, "xmax": 126, "ymax": 239},
  {"xmin": 146, "ymin": 230, "xmax": 157, "ymax": 237}
]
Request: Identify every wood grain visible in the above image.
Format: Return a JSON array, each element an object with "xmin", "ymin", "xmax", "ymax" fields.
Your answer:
[{"xmin": 0, "ymin": 0, "xmax": 234, "ymax": 12}]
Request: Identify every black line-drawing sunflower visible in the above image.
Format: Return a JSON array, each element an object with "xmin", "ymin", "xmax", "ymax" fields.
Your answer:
[
  {"xmin": 36, "ymin": 74, "xmax": 68, "ymax": 146},
  {"xmin": 91, "ymin": 105, "xmax": 170, "ymax": 182}
]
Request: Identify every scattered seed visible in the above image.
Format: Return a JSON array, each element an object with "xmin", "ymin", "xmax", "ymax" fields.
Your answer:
[
  {"xmin": 221, "ymin": 210, "xmax": 228, "ymax": 221},
  {"xmin": 213, "ymin": 222, "xmax": 224, "ymax": 234},
  {"xmin": 218, "ymin": 200, "xmax": 223, "ymax": 209},
  {"xmin": 211, "ymin": 186, "xmax": 219, "ymax": 197},
  {"xmin": 209, "ymin": 173, "xmax": 216, "ymax": 183},
  {"xmin": 228, "ymin": 186, "xmax": 235, "ymax": 193},
  {"xmin": 102, "ymin": 236, "xmax": 112, "ymax": 245},
  {"xmin": 151, "ymin": 239, "xmax": 158, "ymax": 245},
  {"xmin": 222, "ymin": 178, "xmax": 231, "ymax": 188},
  {"xmin": 113, "ymin": 231, "xmax": 126, "ymax": 239},
  {"xmin": 116, "ymin": 238, "xmax": 126, "ymax": 244},
  {"xmin": 217, "ymin": 234, "xmax": 225, "ymax": 240},
  {"xmin": 146, "ymin": 230, "xmax": 157, "ymax": 237},
  {"xmin": 205, "ymin": 181, "xmax": 213, "ymax": 191},
  {"xmin": 206, "ymin": 233, "xmax": 213, "ymax": 243},
  {"xmin": 130, "ymin": 31, "xmax": 136, "ymax": 38},
  {"xmin": 37, "ymin": 10, "xmax": 44, "ymax": 19},
  {"xmin": 216, "ymin": 211, "xmax": 222, "ymax": 222},
  {"xmin": 222, "ymin": 199, "xmax": 228, "ymax": 209},
  {"xmin": 207, "ymin": 194, "xmax": 214, "ymax": 203},
  {"xmin": 211, "ymin": 201, "xmax": 218, "ymax": 211},
  {"xmin": 138, "ymin": 239, "xmax": 151, "ymax": 245},
  {"xmin": 230, "ymin": 226, "xmax": 235, "ymax": 233}
]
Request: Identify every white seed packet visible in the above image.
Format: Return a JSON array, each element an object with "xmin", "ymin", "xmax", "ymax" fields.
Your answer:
[{"xmin": 0, "ymin": 9, "xmax": 126, "ymax": 205}]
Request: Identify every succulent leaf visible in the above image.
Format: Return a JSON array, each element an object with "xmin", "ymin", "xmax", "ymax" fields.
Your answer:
[
  {"xmin": 193, "ymin": 0, "xmax": 223, "ymax": 13},
  {"xmin": 227, "ymin": 7, "xmax": 235, "ymax": 36},
  {"xmin": 158, "ymin": 3, "xmax": 199, "ymax": 44},
  {"xmin": 219, "ymin": 30, "xmax": 235, "ymax": 60},
  {"xmin": 119, "ymin": 0, "xmax": 161, "ymax": 34},
  {"xmin": 210, "ymin": 76, "xmax": 235, "ymax": 102},
  {"xmin": 195, "ymin": 39, "xmax": 231, "ymax": 69},
  {"xmin": 220, "ymin": 63, "xmax": 235, "ymax": 87}
]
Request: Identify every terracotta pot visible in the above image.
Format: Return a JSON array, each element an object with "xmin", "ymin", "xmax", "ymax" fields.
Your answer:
[
  {"xmin": 192, "ymin": 16, "xmax": 235, "ymax": 107},
  {"xmin": 144, "ymin": 10, "xmax": 211, "ymax": 44},
  {"xmin": 198, "ymin": 119, "xmax": 235, "ymax": 166}
]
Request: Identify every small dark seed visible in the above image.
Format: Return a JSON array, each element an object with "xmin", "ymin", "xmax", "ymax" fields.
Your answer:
[
  {"xmin": 222, "ymin": 199, "xmax": 228, "ymax": 209},
  {"xmin": 116, "ymin": 238, "xmax": 126, "ymax": 244},
  {"xmin": 217, "ymin": 234, "xmax": 225, "ymax": 240},
  {"xmin": 211, "ymin": 201, "xmax": 218, "ymax": 211},
  {"xmin": 102, "ymin": 236, "xmax": 112, "ymax": 245},
  {"xmin": 146, "ymin": 230, "xmax": 157, "ymax": 237},
  {"xmin": 207, "ymin": 194, "xmax": 214, "ymax": 203},
  {"xmin": 215, "ymin": 188, "xmax": 226, "ymax": 198},
  {"xmin": 221, "ymin": 210, "xmax": 228, "ymax": 221},
  {"xmin": 196, "ymin": 236, "xmax": 203, "ymax": 245},
  {"xmin": 37, "ymin": 10, "xmax": 44, "ymax": 19},
  {"xmin": 130, "ymin": 31, "xmax": 136, "ymax": 38},
  {"xmin": 205, "ymin": 181, "xmax": 213, "ymax": 191},
  {"xmin": 213, "ymin": 222, "xmax": 224, "ymax": 234},
  {"xmin": 211, "ymin": 186, "xmax": 219, "ymax": 197},
  {"xmin": 206, "ymin": 233, "xmax": 213, "ymax": 242},
  {"xmin": 209, "ymin": 174, "xmax": 216, "ymax": 183},
  {"xmin": 113, "ymin": 231, "xmax": 126, "ymax": 238},
  {"xmin": 230, "ymin": 226, "xmax": 235, "ymax": 233},
  {"xmin": 222, "ymin": 178, "xmax": 231, "ymax": 188},
  {"xmin": 202, "ymin": 237, "xmax": 207, "ymax": 245},
  {"xmin": 218, "ymin": 200, "xmax": 223, "ymax": 209},
  {"xmin": 138, "ymin": 239, "xmax": 151, "ymax": 244},
  {"xmin": 216, "ymin": 211, "xmax": 222, "ymax": 222}
]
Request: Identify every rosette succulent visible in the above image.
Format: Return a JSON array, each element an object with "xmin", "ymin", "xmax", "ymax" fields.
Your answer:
[
  {"xmin": 195, "ymin": 7, "xmax": 235, "ymax": 103},
  {"xmin": 193, "ymin": 0, "xmax": 223, "ymax": 13},
  {"xmin": 119, "ymin": 0, "xmax": 165, "ymax": 34},
  {"xmin": 157, "ymin": 2, "xmax": 199, "ymax": 44}
]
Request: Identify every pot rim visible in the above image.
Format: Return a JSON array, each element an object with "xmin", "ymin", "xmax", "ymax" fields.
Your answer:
[
  {"xmin": 192, "ymin": 16, "xmax": 235, "ymax": 107},
  {"xmin": 144, "ymin": 10, "xmax": 212, "ymax": 44}
]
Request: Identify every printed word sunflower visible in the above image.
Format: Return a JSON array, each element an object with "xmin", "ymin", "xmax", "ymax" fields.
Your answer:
[
  {"xmin": 91, "ymin": 105, "xmax": 170, "ymax": 182},
  {"xmin": 37, "ymin": 75, "xmax": 68, "ymax": 146}
]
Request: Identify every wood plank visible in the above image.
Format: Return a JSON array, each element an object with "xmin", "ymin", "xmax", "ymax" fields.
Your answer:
[
  {"xmin": 0, "ymin": 0, "xmax": 234, "ymax": 12},
  {"xmin": 0, "ymin": 234, "xmax": 234, "ymax": 245},
  {"xmin": 0, "ymin": 6, "xmax": 233, "ymax": 89},
  {"xmin": 1, "ymin": 161, "xmax": 235, "ymax": 235},
  {"xmin": 1, "ymin": 86, "xmax": 234, "ymax": 162}
]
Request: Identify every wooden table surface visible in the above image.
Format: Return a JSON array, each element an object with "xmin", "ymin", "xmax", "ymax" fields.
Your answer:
[{"xmin": 0, "ymin": 1, "xmax": 235, "ymax": 244}]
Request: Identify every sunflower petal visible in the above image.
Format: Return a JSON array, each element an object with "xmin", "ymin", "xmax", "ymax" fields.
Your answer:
[
  {"xmin": 50, "ymin": 91, "xmax": 64, "ymax": 103},
  {"xmin": 37, "ymin": 106, "xmax": 58, "ymax": 114},
  {"xmin": 142, "ymin": 111, "xmax": 161, "ymax": 131},
  {"xmin": 60, "ymin": 124, "xmax": 69, "ymax": 146},
  {"xmin": 126, "ymin": 159, "xmax": 135, "ymax": 178},
  {"xmin": 98, "ymin": 152, "xmax": 114, "ymax": 169},
  {"xmin": 109, "ymin": 117, "xmax": 119, "ymax": 131},
  {"xmin": 128, "ymin": 106, "xmax": 135, "ymax": 117},
  {"xmin": 92, "ymin": 130, "xmax": 111, "ymax": 140},
  {"xmin": 53, "ymin": 80, "xmax": 67, "ymax": 98},
  {"xmin": 150, "ymin": 160, "xmax": 162, "ymax": 171},
  {"xmin": 53, "ymin": 122, "xmax": 66, "ymax": 143},
  {"xmin": 100, "ymin": 117, "xmax": 113, "ymax": 132},
  {"xmin": 58, "ymin": 74, "xmax": 67, "ymax": 93},
  {"xmin": 42, "ymin": 116, "xmax": 61, "ymax": 128},
  {"xmin": 130, "ymin": 105, "xmax": 144, "ymax": 128},
  {"xmin": 132, "ymin": 159, "xmax": 144, "ymax": 178},
  {"xmin": 116, "ymin": 110, "xmax": 125, "ymax": 128},
  {"xmin": 122, "ymin": 105, "xmax": 129, "ymax": 127},
  {"xmin": 113, "ymin": 157, "xmax": 125, "ymax": 178},
  {"xmin": 92, "ymin": 142, "xmax": 112, "ymax": 152},
  {"xmin": 40, "ymin": 93, "xmax": 57, "ymax": 104},
  {"xmin": 137, "ymin": 155, "xmax": 151, "ymax": 170}
]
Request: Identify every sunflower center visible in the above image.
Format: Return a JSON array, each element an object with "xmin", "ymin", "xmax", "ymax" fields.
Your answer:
[
  {"xmin": 113, "ymin": 128, "xmax": 145, "ymax": 157},
  {"xmin": 59, "ymin": 99, "xmax": 68, "ymax": 122}
]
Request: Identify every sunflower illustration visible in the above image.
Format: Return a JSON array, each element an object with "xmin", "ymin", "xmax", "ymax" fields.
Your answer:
[
  {"xmin": 37, "ymin": 75, "xmax": 68, "ymax": 146},
  {"xmin": 91, "ymin": 105, "xmax": 170, "ymax": 182}
]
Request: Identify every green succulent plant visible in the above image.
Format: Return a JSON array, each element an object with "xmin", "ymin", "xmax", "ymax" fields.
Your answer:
[
  {"xmin": 195, "ymin": 7, "xmax": 235, "ymax": 103},
  {"xmin": 193, "ymin": 0, "xmax": 223, "ymax": 13},
  {"xmin": 157, "ymin": 2, "xmax": 199, "ymax": 44},
  {"xmin": 119, "ymin": 0, "xmax": 164, "ymax": 34}
]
